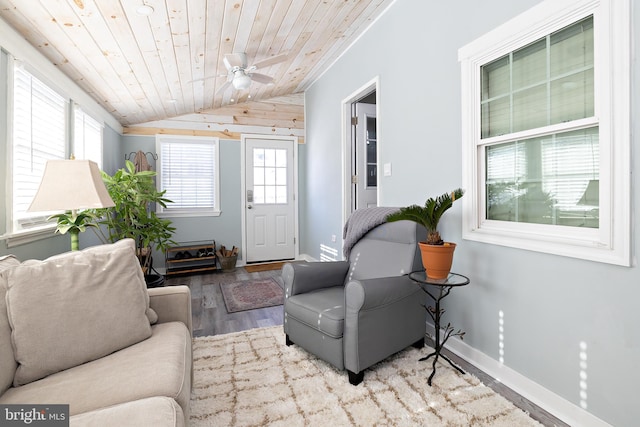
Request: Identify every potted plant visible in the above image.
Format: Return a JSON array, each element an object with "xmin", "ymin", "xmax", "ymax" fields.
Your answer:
[
  {"xmin": 386, "ymin": 188, "xmax": 464, "ymax": 279},
  {"xmin": 90, "ymin": 160, "xmax": 176, "ymax": 286}
]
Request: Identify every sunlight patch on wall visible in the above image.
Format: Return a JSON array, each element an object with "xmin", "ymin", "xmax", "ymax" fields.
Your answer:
[
  {"xmin": 320, "ymin": 244, "xmax": 339, "ymax": 262},
  {"xmin": 498, "ymin": 310, "xmax": 505, "ymax": 364},
  {"xmin": 579, "ymin": 341, "xmax": 588, "ymax": 409}
]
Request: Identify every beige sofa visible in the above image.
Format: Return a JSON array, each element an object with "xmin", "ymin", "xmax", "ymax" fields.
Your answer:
[{"xmin": 0, "ymin": 239, "xmax": 192, "ymax": 427}]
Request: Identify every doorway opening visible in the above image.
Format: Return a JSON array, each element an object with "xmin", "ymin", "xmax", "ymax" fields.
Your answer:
[{"xmin": 342, "ymin": 78, "xmax": 379, "ymax": 226}]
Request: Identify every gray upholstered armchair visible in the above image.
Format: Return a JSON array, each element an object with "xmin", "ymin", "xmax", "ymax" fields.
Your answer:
[{"xmin": 282, "ymin": 215, "xmax": 426, "ymax": 385}]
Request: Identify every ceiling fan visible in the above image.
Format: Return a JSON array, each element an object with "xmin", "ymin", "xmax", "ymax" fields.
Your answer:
[{"xmin": 216, "ymin": 52, "xmax": 287, "ymax": 94}]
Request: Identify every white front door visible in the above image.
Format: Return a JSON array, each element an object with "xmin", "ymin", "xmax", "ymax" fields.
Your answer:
[{"xmin": 243, "ymin": 135, "xmax": 296, "ymax": 263}]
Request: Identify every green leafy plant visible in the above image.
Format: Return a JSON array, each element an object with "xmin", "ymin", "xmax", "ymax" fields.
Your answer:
[
  {"xmin": 90, "ymin": 160, "xmax": 176, "ymax": 273},
  {"xmin": 386, "ymin": 188, "xmax": 464, "ymax": 245},
  {"xmin": 49, "ymin": 210, "xmax": 100, "ymax": 251}
]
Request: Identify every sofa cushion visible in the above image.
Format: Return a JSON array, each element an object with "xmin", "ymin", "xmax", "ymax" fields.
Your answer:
[
  {"xmin": 70, "ymin": 397, "xmax": 184, "ymax": 427},
  {"xmin": 0, "ymin": 255, "xmax": 20, "ymax": 269},
  {"xmin": 286, "ymin": 286, "xmax": 345, "ymax": 338},
  {"xmin": 4, "ymin": 239, "xmax": 152, "ymax": 386},
  {"xmin": 0, "ymin": 255, "xmax": 20, "ymax": 396},
  {"xmin": 0, "ymin": 322, "xmax": 191, "ymax": 422}
]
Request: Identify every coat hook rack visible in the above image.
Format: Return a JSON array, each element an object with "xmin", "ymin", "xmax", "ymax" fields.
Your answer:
[{"xmin": 125, "ymin": 151, "xmax": 158, "ymax": 161}]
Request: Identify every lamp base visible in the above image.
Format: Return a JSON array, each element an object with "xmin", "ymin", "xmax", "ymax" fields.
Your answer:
[{"xmin": 70, "ymin": 230, "xmax": 80, "ymax": 251}]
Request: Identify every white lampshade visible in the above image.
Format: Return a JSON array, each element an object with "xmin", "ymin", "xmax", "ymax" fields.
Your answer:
[{"xmin": 28, "ymin": 160, "xmax": 115, "ymax": 212}]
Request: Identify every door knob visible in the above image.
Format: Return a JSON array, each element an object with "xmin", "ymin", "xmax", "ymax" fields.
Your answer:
[{"xmin": 247, "ymin": 205, "xmax": 253, "ymax": 209}]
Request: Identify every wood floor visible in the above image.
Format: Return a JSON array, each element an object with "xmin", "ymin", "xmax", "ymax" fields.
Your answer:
[
  {"xmin": 166, "ymin": 268, "xmax": 568, "ymax": 427},
  {"xmin": 165, "ymin": 266, "xmax": 284, "ymax": 337}
]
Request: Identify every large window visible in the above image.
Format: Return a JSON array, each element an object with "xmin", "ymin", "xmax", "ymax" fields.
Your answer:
[
  {"xmin": 156, "ymin": 135, "xmax": 220, "ymax": 216},
  {"xmin": 459, "ymin": 0, "xmax": 630, "ymax": 265},
  {"xmin": 11, "ymin": 63, "xmax": 67, "ymax": 232},
  {"xmin": 8, "ymin": 59, "xmax": 105, "ymax": 241}
]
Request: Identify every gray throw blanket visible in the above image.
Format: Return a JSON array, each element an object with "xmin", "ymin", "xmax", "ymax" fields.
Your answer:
[{"xmin": 342, "ymin": 207, "xmax": 399, "ymax": 259}]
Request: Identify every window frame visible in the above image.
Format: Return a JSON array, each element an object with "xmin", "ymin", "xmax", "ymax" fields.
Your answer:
[
  {"xmin": 155, "ymin": 134, "xmax": 221, "ymax": 217},
  {"xmin": 458, "ymin": 0, "xmax": 630, "ymax": 266}
]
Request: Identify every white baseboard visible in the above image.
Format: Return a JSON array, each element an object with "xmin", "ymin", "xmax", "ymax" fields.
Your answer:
[
  {"xmin": 299, "ymin": 253, "xmax": 318, "ymax": 262},
  {"xmin": 435, "ymin": 327, "xmax": 611, "ymax": 427}
]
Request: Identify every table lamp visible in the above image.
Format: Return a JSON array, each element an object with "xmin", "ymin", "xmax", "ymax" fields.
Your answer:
[{"xmin": 28, "ymin": 159, "xmax": 115, "ymax": 251}]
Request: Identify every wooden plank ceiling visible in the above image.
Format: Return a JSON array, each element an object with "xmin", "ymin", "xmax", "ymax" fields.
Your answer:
[{"xmin": 0, "ymin": 0, "xmax": 394, "ymax": 135}]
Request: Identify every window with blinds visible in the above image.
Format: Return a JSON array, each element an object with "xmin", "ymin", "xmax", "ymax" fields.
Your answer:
[
  {"xmin": 156, "ymin": 135, "xmax": 220, "ymax": 216},
  {"xmin": 459, "ymin": 0, "xmax": 631, "ymax": 265},
  {"xmin": 73, "ymin": 105, "xmax": 103, "ymax": 168},
  {"xmin": 482, "ymin": 17, "xmax": 597, "ymax": 228},
  {"xmin": 12, "ymin": 64, "xmax": 67, "ymax": 231}
]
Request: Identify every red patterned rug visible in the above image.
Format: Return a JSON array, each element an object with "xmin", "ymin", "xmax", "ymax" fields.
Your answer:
[{"xmin": 220, "ymin": 278, "xmax": 284, "ymax": 313}]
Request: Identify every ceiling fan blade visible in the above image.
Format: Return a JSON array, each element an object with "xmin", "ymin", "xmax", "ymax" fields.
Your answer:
[
  {"xmin": 189, "ymin": 76, "xmax": 214, "ymax": 83},
  {"xmin": 215, "ymin": 81, "xmax": 232, "ymax": 95},
  {"xmin": 249, "ymin": 73, "xmax": 274, "ymax": 84},
  {"xmin": 224, "ymin": 52, "xmax": 246, "ymax": 69},
  {"xmin": 251, "ymin": 53, "xmax": 288, "ymax": 70},
  {"xmin": 190, "ymin": 72, "xmax": 229, "ymax": 84},
  {"xmin": 223, "ymin": 55, "xmax": 232, "ymax": 71}
]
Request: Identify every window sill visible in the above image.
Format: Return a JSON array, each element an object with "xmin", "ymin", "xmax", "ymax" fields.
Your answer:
[
  {"xmin": 2, "ymin": 226, "xmax": 56, "ymax": 248},
  {"xmin": 463, "ymin": 225, "xmax": 629, "ymax": 267},
  {"xmin": 157, "ymin": 210, "xmax": 222, "ymax": 218}
]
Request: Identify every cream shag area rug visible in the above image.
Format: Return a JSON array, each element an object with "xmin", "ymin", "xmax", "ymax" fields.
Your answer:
[{"xmin": 190, "ymin": 326, "xmax": 541, "ymax": 426}]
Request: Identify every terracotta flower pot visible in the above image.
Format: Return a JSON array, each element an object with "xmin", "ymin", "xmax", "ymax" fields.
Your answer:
[{"xmin": 418, "ymin": 242, "xmax": 456, "ymax": 279}]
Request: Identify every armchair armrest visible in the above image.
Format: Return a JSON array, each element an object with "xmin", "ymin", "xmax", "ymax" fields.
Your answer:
[
  {"xmin": 343, "ymin": 275, "xmax": 425, "ymax": 374},
  {"xmin": 344, "ymin": 275, "xmax": 419, "ymax": 311},
  {"xmin": 282, "ymin": 261, "xmax": 350, "ymax": 296},
  {"xmin": 148, "ymin": 285, "xmax": 192, "ymax": 336}
]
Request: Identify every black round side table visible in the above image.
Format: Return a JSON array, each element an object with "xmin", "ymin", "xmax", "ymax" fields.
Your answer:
[{"xmin": 408, "ymin": 271, "xmax": 470, "ymax": 386}]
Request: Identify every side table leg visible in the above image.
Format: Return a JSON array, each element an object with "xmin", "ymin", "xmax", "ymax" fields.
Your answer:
[
  {"xmin": 428, "ymin": 356, "xmax": 438, "ymax": 386},
  {"xmin": 419, "ymin": 287, "xmax": 466, "ymax": 386},
  {"xmin": 422, "ymin": 296, "xmax": 443, "ymax": 386},
  {"xmin": 419, "ymin": 351, "xmax": 436, "ymax": 362},
  {"xmin": 440, "ymin": 353, "xmax": 465, "ymax": 375}
]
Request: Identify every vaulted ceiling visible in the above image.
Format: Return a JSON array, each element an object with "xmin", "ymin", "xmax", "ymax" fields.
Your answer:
[{"xmin": 0, "ymin": 0, "xmax": 394, "ymax": 130}]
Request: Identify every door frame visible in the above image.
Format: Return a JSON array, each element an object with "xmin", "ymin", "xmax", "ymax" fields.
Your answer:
[
  {"xmin": 341, "ymin": 77, "xmax": 380, "ymax": 227},
  {"xmin": 241, "ymin": 134, "xmax": 299, "ymax": 264}
]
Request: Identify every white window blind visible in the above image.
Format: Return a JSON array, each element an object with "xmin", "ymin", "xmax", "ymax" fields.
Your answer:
[
  {"xmin": 73, "ymin": 105, "xmax": 103, "ymax": 167},
  {"xmin": 156, "ymin": 136, "xmax": 220, "ymax": 216},
  {"xmin": 482, "ymin": 17, "xmax": 597, "ymax": 228},
  {"xmin": 12, "ymin": 64, "xmax": 67, "ymax": 231}
]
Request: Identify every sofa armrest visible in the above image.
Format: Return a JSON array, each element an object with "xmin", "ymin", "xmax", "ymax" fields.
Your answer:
[
  {"xmin": 148, "ymin": 286, "xmax": 192, "ymax": 336},
  {"xmin": 282, "ymin": 261, "xmax": 350, "ymax": 296}
]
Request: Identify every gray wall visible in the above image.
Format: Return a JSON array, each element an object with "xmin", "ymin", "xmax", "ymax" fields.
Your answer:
[
  {"xmin": 303, "ymin": 1, "xmax": 638, "ymax": 426},
  {"xmin": 120, "ymin": 135, "xmax": 244, "ymax": 269}
]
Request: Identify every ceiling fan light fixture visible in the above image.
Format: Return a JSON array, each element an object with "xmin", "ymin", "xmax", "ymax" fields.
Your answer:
[{"xmin": 232, "ymin": 71, "xmax": 252, "ymax": 90}]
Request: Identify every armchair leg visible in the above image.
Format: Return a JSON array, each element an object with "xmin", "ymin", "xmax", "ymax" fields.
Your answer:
[
  {"xmin": 285, "ymin": 334, "xmax": 293, "ymax": 346},
  {"xmin": 347, "ymin": 370, "xmax": 364, "ymax": 386},
  {"xmin": 412, "ymin": 337, "xmax": 425, "ymax": 349}
]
